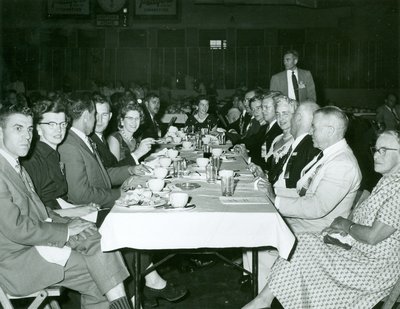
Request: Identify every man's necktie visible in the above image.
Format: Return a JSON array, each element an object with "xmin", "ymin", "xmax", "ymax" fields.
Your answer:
[
  {"xmin": 283, "ymin": 145, "xmax": 293, "ymax": 179},
  {"xmin": 88, "ymin": 137, "xmax": 104, "ymax": 165},
  {"xmin": 292, "ymin": 71, "xmax": 299, "ymax": 102},
  {"xmin": 303, "ymin": 151, "xmax": 324, "ymax": 175},
  {"xmin": 298, "ymin": 151, "xmax": 324, "ymax": 196},
  {"xmin": 16, "ymin": 163, "xmax": 35, "ymax": 192}
]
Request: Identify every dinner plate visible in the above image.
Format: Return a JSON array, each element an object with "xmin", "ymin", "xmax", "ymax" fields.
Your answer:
[
  {"xmin": 163, "ymin": 204, "xmax": 196, "ymax": 211},
  {"xmin": 175, "ymin": 182, "xmax": 201, "ymax": 190},
  {"xmin": 126, "ymin": 200, "xmax": 167, "ymax": 209}
]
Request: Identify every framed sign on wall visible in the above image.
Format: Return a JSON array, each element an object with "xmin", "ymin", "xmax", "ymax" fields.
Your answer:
[
  {"xmin": 47, "ymin": 0, "xmax": 90, "ymax": 18},
  {"xmin": 134, "ymin": 0, "xmax": 179, "ymax": 20}
]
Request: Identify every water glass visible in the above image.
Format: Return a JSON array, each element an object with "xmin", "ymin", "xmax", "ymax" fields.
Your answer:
[
  {"xmin": 211, "ymin": 155, "xmax": 221, "ymax": 171},
  {"xmin": 203, "ymin": 145, "xmax": 211, "ymax": 158},
  {"xmin": 206, "ymin": 163, "xmax": 217, "ymax": 183},
  {"xmin": 221, "ymin": 175, "xmax": 234, "ymax": 196},
  {"xmin": 173, "ymin": 158, "xmax": 183, "ymax": 178}
]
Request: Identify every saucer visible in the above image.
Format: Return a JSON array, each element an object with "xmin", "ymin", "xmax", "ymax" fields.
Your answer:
[{"xmin": 175, "ymin": 182, "xmax": 201, "ymax": 190}]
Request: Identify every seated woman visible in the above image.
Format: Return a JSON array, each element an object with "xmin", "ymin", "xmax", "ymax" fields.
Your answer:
[
  {"xmin": 243, "ymin": 130, "xmax": 400, "ymax": 309},
  {"xmin": 23, "ymin": 98, "xmax": 98, "ymax": 218},
  {"xmin": 252, "ymin": 95, "xmax": 298, "ymax": 184},
  {"xmin": 108, "ymin": 98, "xmax": 154, "ymax": 163},
  {"xmin": 185, "ymin": 95, "xmax": 218, "ymax": 133}
]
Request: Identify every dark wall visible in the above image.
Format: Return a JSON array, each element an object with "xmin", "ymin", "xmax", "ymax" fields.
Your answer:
[{"xmin": 1, "ymin": 0, "xmax": 398, "ymax": 100}]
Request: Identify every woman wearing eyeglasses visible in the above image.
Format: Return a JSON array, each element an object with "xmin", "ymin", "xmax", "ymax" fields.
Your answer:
[
  {"xmin": 243, "ymin": 130, "xmax": 400, "ymax": 309},
  {"xmin": 22, "ymin": 98, "xmax": 98, "ymax": 217},
  {"xmin": 108, "ymin": 97, "xmax": 154, "ymax": 163}
]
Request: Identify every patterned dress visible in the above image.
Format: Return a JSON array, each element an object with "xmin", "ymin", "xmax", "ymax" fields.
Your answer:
[
  {"xmin": 110, "ymin": 131, "xmax": 137, "ymax": 162},
  {"xmin": 268, "ymin": 171, "xmax": 400, "ymax": 309}
]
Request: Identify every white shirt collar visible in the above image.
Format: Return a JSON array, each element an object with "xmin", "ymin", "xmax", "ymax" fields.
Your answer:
[
  {"xmin": 0, "ymin": 149, "xmax": 20, "ymax": 172},
  {"xmin": 71, "ymin": 127, "xmax": 93, "ymax": 152},
  {"xmin": 95, "ymin": 132, "xmax": 103, "ymax": 140},
  {"xmin": 321, "ymin": 138, "xmax": 347, "ymax": 158},
  {"xmin": 268, "ymin": 119, "xmax": 277, "ymax": 131},
  {"xmin": 291, "ymin": 133, "xmax": 308, "ymax": 152}
]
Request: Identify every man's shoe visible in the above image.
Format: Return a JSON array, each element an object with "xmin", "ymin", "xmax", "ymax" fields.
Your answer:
[{"xmin": 143, "ymin": 283, "xmax": 187, "ymax": 306}]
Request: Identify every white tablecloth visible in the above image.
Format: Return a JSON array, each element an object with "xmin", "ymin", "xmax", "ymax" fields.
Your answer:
[
  {"xmin": 161, "ymin": 113, "xmax": 188, "ymax": 124},
  {"xmin": 100, "ymin": 175, "xmax": 295, "ymax": 259}
]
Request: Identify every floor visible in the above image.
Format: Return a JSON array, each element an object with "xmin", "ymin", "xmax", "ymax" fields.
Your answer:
[{"xmin": 11, "ymin": 249, "xmax": 387, "ymax": 309}]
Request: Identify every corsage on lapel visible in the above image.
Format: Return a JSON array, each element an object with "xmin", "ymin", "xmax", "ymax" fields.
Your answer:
[
  {"xmin": 59, "ymin": 162, "xmax": 65, "ymax": 175},
  {"xmin": 298, "ymin": 81, "xmax": 306, "ymax": 89}
]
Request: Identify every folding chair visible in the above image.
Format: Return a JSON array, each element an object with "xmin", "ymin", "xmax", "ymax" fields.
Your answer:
[{"xmin": 0, "ymin": 286, "xmax": 62, "ymax": 309}]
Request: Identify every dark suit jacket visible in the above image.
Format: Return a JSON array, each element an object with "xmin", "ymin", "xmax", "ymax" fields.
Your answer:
[
  {"xmin": 0, "ymin": 154, "xmax": 68, "ymax": 295},
  {"xmin": 282, "ymin": 134, "xmax": 320, "ymax": 188},
  {"xmin": 227, "ymin": 114, "xmax": 259, "ymax": 145},
  {"xmin": 58, "ymin": 130, "xmax": 126, "ymax": 208},
  {"xmin": 251, "ymin": 122, "xmax": 283, "ymax": 168},
  {"xmin": 139, "ymin": 107, "xmax": 162, "ymax": 139},
  {"xmin": 270, "ymin": 68, "xmax": 316, "ymax": 102},
  {"xmin": 90, "ymin": 133, "xmax": 136, "ymax": 168}
]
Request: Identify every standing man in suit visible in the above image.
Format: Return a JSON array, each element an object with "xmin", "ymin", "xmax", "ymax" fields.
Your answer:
[
  {"xmin": 270, "ymin": 50, "xmax": 316, "ymax": 103},
  {"xmin": 0, "ymin": 105, "xmax": 132, "ymax": 309},
  {"xmin": 376, "ymin": 93, "xmax": 399, "ymax": 131}
]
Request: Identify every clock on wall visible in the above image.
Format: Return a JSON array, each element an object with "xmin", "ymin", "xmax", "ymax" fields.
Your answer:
[{"xmin": 97, "ymin": 0, "xmax": 127, "ymax": 13}]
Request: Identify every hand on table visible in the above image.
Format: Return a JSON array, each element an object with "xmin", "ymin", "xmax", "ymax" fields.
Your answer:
[
  {"xmin": 128, "ymin": 164, "xmax": 151, "ymax": 176},
  {"xmin": 248, "ymin": 163, "xmax": 265, "ymax": 178}
]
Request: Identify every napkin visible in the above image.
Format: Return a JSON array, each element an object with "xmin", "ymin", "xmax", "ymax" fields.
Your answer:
[
  {"xmin": 145, "ymin": 157, "xmax": 160, "ymax": 169},
  {"xmin": 153, "ymin": 148, "xmax": 168, "ymax": 157},
  {"xmin": 219, "ymin": 196, "xmax": 268, "ymax": 205}
]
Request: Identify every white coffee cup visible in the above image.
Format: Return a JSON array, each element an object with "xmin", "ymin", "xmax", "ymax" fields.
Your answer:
[
  {"xmin": 169, "ymin": 192, "xmax": 189, "ymax": 208},
  {"xmin": 202, "ymin": 136, "xmax": 211, "ymax": 145},
  {"xmin": 153, "ymin": 167, "xmax": 168, "ymax": 179},
  {"xmin": 196, "ymin": 157, "xmax": 209, "ymax": 168},
  {"xmin": 147, "ymin": 179, "xmax": 165, "ymax": 192},
  {"xmin": 159, "ymin": 157, "xmax": 172, "ymax": 168},
  {"xmin": 167, "ymin": 149, "xmax": 179, "ymax": 159},
  {"xmin": 182, "ymin": 141, "xmax": 192, "ymax": 150},
  {"xmin": 211, "ymin": 148, "xmax": 223, "ymax": 157},
  {"xmin": 173, "ymin": 136, "xmax": 182, "ymax": 144}
]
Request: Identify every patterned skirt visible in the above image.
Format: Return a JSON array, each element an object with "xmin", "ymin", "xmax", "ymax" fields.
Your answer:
[{"xmin": 268, "ymin": 233, "xmax": 400, "ymax": 309}]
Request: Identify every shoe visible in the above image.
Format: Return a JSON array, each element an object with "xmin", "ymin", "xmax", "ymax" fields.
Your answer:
[
  {"xmin": 238, "ymin": 274, "xmax": 251, "ymax": 285},
  {"xmin": 239, "ymin": 275, "xmax": 253, "ymax": 293},
  {"xmin": 143, "ymin": 283, "xmax": 188, "ymax": 306},
  {"xmin": 189, "ymin": 257, "xmax": 215, "ymax": 268}
]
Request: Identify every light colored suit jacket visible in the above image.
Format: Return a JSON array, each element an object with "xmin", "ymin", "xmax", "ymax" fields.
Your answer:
[
  {"xmin": 270, "ymin": 68, "xmax": 316, "ymax": 102},
  {"xmin": 0, "ymin": 154, "xmax": 68, "ymax": 295},
  {"xmin": 277, "ymin": 139, "xmax": 361, "ymax": 234},
  {"xmin": 58, "ymin": 130, "xmax": 126, "ymax": 208}
]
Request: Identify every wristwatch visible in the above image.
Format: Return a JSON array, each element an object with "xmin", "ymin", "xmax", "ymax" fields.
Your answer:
[{"xmin": 348, "ymin": 222, "xmax": 356, "ymax": 234}]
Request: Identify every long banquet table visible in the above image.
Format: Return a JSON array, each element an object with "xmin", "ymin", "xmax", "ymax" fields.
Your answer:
[{"xmin": 99, "ymin": 148, "xmax": 295, "ymax": 307}]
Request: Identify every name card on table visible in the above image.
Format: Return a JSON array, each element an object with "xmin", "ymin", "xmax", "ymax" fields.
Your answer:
[{"xmin": 219, "ymin": 196, "xmax": 268, "ymax": 205}]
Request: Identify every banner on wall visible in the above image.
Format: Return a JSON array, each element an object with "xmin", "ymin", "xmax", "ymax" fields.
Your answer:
[{"xmin": 134, "ymin": 0, "xmax": 178, "ymax": 16}]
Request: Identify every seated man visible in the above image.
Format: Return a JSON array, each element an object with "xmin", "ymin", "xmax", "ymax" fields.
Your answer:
[
  {"xmin": 243, "ymin": 105, "xmax": 361, "ymax": 291},
  {"xmin": 0, "ymin": 104, "xmax": 131, "ymax": 309}
]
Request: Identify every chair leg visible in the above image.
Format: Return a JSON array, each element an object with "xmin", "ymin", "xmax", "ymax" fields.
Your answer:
[
  {"xmin": 27, "ymin": 290, "xmax": 47, "ymax": 309},
  {"xmin": 49, "ymin": 299, "xmax": 61, "ymax": 309},
  {"xmin": 0, "ymin": 287, "xmax": 13, "ymax": 309}
]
